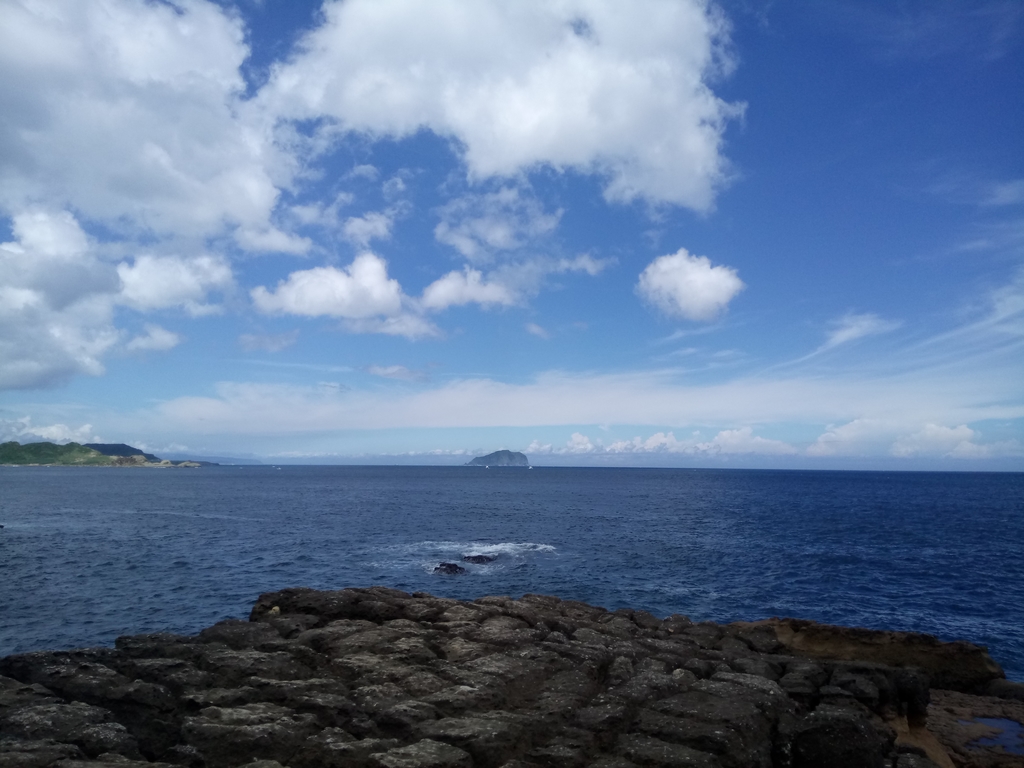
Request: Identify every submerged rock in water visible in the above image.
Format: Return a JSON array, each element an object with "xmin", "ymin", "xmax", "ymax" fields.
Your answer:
[
  {"xmin": 0, "ymin": 586, "xmax": 1016, "ymax": 768},
  {"xmin": 461, "ymin": 555, "xmax": 495, "ymax": 564},
  {"xmin": 433, "ymin": 562, "xmax": 466, "ymax": 575}
]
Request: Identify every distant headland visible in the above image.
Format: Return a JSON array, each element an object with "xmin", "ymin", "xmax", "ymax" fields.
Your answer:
[
  {"xmin": 466, "ymin": 449, "xmax": 529, "ymax": 467},
  {"xmin": 0, "ymin": 441, "xmax": 213, "ymax": 467}
]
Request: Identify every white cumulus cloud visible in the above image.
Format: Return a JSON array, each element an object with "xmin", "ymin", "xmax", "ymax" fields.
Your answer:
[
  {"xmin": 565, "ymin": 432, "xmax": 597, "ymax": 453},
  {"xmin": 252, "ymin": 253, "xmax": 403, "ymax": 319},
  {"xmin": 126, "ymin": 324, "xmax": 181, "ymax": 352},
  {"xmin": 421, "ymin": 268, "xmax": 518, "ymax": 311},
  {"xmin": 251, "ymin": 254, "xmax": 439, "ymax": 339},
  {"xmin": 421, "ymin": 254, "xmax": 611, "ymax": 313},
  {"xmin": 435, "ymin": 187, "xmax": 562, "ymax": 261},
  {"xmin": 637, "ymin": 248, "xmax": 744, "ymax": 321},
  {"xmin": 0, "ymin": 417, "xmax": 100, "ymax": 444},
  {"xmin": 8, "ymin": 209, "xmax": 90, "ymax": 258},
  {"xmin": 261, "ymin": 0, "xmax": 741, "ymax": 209},
  {"xmin": 118, "ymin": 254, "xmax": 233, "ymax": 315},
  {"xmin": 606, "ymin": 427, "xmax": 795, "ymax": 455},
  {"xmin": 343, "ymin": 211, "xmax": 393, "ymax": 247},
  {"xmin": 890, "ymin": 423, "xmax": 983, "ymax": 458},
  {"xmin": 807, "ymin": 419, "xmax": 1020, "ymax": 459},
  {"xmin": 0, "ymin": 0, "xmax": 292, "ymax": 246},
  {"xmin": 0, "ymin": 210, "xmax": 120, "ymax": 389},
  {"xmin": 806, "ymin": 419, "xmax": 892, "ymax": 457},
  {"xmin": 556, "ymin": 254, "xmax": 609, "ymax": 277},
  {"xmin": 700, "ymin": 427, "xmax": 796, "ymax": 455}
]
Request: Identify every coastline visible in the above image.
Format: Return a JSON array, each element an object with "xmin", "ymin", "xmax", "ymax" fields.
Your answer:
[
  {"xmin": 0, "ymin": 441, "xmax": 207, "ymax": 468},
  {"xmin": 0, "ymin": 463, "xmax": 203, "ymax": 468},
  {"xmin": 2, "ymin": 587, "xmax": 1022, "ymax": 767}
]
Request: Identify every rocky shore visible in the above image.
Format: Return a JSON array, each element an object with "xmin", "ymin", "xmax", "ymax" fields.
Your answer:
[{"xmin": 2, "ymin": 587, "xmax": 1022, "ymax": 768}]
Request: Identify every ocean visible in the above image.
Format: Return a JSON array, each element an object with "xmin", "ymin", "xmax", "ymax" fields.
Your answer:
[{"xmin": 1, "ymin": 465, "xmax": 1021, "ymax": 681}]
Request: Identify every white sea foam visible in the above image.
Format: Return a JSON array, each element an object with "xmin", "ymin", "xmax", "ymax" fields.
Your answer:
[
  {"xmin": 417, "ymin": 540, "xmax": 556, "ymax": 557},
  {"xmin": 368, "ymin": 540, "xmax": 556, "ymax": 574}
]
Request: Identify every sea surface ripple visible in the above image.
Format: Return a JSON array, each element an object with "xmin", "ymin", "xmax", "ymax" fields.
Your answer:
[{"xmin": 1, "ymin": 466, "xmax": 1021, "ymax": 680}]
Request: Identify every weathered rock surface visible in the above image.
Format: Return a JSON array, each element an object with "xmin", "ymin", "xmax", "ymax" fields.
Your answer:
[
  {"xmin": 925, "ymin": 689, "xmax": 1024, "ymax": 767},
  {"xmin": 0, "ymin": 588, "xmax": 1018, "ymax": 768},
  {"xmin": 754, "ymin": 619, "xmax": 1005, "ymax": 694}
]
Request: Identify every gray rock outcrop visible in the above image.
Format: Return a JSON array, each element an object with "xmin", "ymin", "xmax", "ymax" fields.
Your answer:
[{"xmin": 1, "ymin": 587, "xmax": 1016, "ymax": 767}]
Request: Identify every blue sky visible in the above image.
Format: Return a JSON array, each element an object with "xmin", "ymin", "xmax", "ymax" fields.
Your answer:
[{"xmin": 1, "ymin": 0, "xmax": 1022, "ymax": 468}]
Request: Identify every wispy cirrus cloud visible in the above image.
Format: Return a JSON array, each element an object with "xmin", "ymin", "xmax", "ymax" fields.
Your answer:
[
  {"xmin": 148, "ymin": 356, "xmax": 1023, "ymax": 439},
  {"xmin": 980, "ymin": 179, "xmax": 1024, "ymax": 207},
  {"xmin": 238, "ymin": 331, "xmax": 299, "ymax": 353},
  {"xmin": 821, "ymin": 1, "xmax": 1023, "ymax": 62},
  {"xmin": 366, "ymin": 365, "xmax": 427, "ymax": 382},
  {"xmin": 819, "ymin": 312, "xmax": 902, "ymax": 352},
  {"xmin": 525, "ymin": 323, "xmax": 550, "ymax": 339}
]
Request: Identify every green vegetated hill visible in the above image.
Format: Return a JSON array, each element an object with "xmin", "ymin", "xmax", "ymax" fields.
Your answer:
[
  {"xmin": 0, "ymin": 441, "xmax": 207, "ymax": 467},
  {"xmin": 0, "ymin": 441, "xmax": 119, "ymax": 465},
  {"xmin": 85, "ymin": 443, "xmax": 160, "ymax": 462}
]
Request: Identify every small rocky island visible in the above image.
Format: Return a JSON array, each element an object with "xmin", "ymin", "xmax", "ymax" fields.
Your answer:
[
  {"xmin": 2, "ymin": 586, "xmax": 1022, "ymax": 768},
  {"xmin": 466, "ymin": 451, "xmax": 529, "ymax": 467}
]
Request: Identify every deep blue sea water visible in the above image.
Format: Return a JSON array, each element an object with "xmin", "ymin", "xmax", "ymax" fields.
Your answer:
[{"xmin": 1, "ymin": 466, "xmax": 1021, "ymax": 681}]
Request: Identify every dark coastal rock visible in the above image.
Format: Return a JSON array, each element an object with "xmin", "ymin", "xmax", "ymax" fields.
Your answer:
[
  {"xmin": 0, "ymin": 738, "xmax": 84, "ymax": 768},
  {"xmin": 180, "ymin": 702, "xmax": 319, "ymax": 767},
  {"xmin": 433, "ymin": 563, "xmax": 467, "ymax": 576},
  {"xmin": 985, "ymin": 678, "xmax": 1024, "ymax": 702},
  {"xmin": 0, "ymin": 698, "xmax": 141, "ymax": 758},
  {"xmin": 461, "ymin": 556, "xmax": 495, "ymax": 565},
  {"xmin": 755, "ymin": 617, "xmax": 1005, "ymax": 693},
  {"xmin": 374, "ymin": 738, "xmax": 473, "ymax": 768},
  {"xmin": 0, "ymin": 587, "xmax": 1016, "ymax": 767},
  {"xmin": 788, "ymin": 705, "xmax": 895, "ymax": 768}
]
